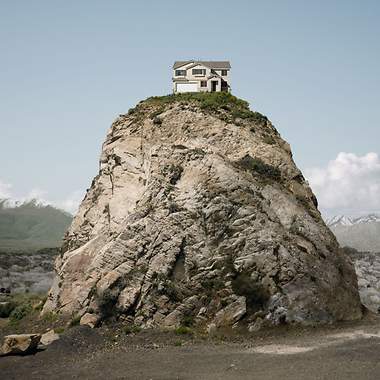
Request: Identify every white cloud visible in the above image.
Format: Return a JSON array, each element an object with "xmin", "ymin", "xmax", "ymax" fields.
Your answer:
[
  {"xmin": 55, "ymin": 190, "xmax": 84, "ymax": 215},
  {"xmin": 305, "ymin": 152, "xmax": 380, "ymax": 216},
  {"xmin": 0, "ymin": 180, "xmax": 12, "ymax": 199},
  {"xmin": 0, "ymin": 179, "xmax": 83, "ymax": 215}
]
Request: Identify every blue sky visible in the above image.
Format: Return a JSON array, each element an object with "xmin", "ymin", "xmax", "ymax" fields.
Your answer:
[{"xmin": 0, "ymin": 0, "xmax": 379, "ymax": 215}]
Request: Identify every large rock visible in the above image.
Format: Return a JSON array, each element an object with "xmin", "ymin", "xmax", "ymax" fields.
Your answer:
[
  {"xmin": 1, "ymin": 334, "xmax": 41, "ymax": 355},
  {"xmin": 40, "ymin": 330, "xmax": 60, "ymax": 346},
  {"xmin": 43, "ymin": 94, "xmax": 362, "ymax": 328},
  {"xmin": 80, "ymin": 313, "xmax": 100, "ymax": 328},
  {"xmin": 214, "ymin": 296, "xmax": 247, "ymax": 327}
]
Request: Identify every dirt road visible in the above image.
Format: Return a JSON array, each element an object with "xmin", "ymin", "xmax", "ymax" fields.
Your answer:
[{"xmin": 1, "ymin": 319, "xmax": 380, "ymax": 379}]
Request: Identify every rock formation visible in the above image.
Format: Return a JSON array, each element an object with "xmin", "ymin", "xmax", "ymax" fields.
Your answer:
[
  {"xmin": 43, "ymin": 93, "xmax": 362, "ymax": 329},
  {"xmin": 1, "ymin": 334, "xmax": 41, "ymax": 356}
]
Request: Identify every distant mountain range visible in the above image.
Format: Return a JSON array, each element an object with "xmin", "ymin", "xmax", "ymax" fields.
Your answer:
[
  {"xmin": 0, "ymin": 199, "xmax": 72, "ymax": 253},
  {"xmin": 327, "ymin": 214, "xmax": 380, "ymax": 252},
  {"xmin": 326, "ymin": 214, "xmax": 380, "ymax": 227}
]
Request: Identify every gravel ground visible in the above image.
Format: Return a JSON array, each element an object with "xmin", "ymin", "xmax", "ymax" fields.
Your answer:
[{"xmin": 1, "ymin": 315, "xmax": 380, "ymax": 380}]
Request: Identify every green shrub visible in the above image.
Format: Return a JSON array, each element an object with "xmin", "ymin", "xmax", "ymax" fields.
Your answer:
[
  {"xmin": 144, "ymin": 93, "xmax": 268, "ymax": 127},
  {"xmin": 42, "ymin": 311, "xmax": 58, "ymax": 323},
  {"xmin": 55, "ymin": 327, "xmax": 65, "ymax": 334},
  {"xmin": 0, "ymin": 300, "xmax": 16, "ymax": 318},
  {"xmin": 9, "ymin": 303, "xmax": 32, "ymax": 322},
  {"xmin": 150, "ymin": 107, "xmax": 165, "ymax": 120},
  {"xmin": 69, "ymin": 314, "xmax": 81, "ymax": 327},
  {"xmin": 95, "ymin": 288, "xmax": 119, "ymax": 318},
  {"xmin": 174, "ymin": 326, "xmax": 193, "ymax": 335},
  {"xmin": 262, "ymin": 135, "xmax": 276, "ymax": 145},
  {"xmin": 174, "ymin": 340, "xmax": 183, "ymax": 346},
  {"xmin": 237, "ymin": 154, "xmax": 281, "ymax": 180},
  {"xmin": 181, "ymin": 314, "xmax": 194, "ymax": 327},
  {"xmin": 123, "ymin": 324, "xmax": 142, "ymax": 335},
  {"xmin": 34, "ymin": 297, "xmax": 47, "ymax": 311}
]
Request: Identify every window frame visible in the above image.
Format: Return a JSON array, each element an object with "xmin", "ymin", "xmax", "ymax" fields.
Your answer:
[
  {"xmin": 221, "ymin": 70, "xmax": 228, "ymax": 76},
  {"xmin": 192, "ymin": 68, "xmax": 206, "ymax": 76},
  {"xmin": 175, "ymin": 69, "xmax": 186, "ymax": 76},
  {"xmin": 200, "ymin": 80, "xmax": 207, "ymax": 88}
]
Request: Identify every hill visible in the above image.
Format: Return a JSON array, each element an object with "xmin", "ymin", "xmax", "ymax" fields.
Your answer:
[
  {"xmin": 0, "ymin": 200, "xmax": 72, "ymax": 252},
  {"xmin": 43, "ymin": 92, "xmax": 362, "ymax": 329},
  {"xmin": 327, "ymin": 214, "xmax": 380, "ymax": 252}
]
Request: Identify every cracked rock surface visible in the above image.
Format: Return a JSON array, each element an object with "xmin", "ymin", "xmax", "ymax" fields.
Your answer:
[{"xmin": 43, "ymin": 95, "xmax": 362, "ymax": 329}]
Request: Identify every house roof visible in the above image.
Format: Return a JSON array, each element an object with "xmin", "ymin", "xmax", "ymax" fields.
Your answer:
[
  {"xmin": 206, "ymin": 73, "xmax": 221, "ymax": 79},
  {"xmin": 173, "ymin": 61, "xmax": 231, "ymax": 70}
]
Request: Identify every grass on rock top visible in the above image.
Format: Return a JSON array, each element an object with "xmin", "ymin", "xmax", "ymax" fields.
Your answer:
[{"xmin": 128, "ymin": 92, "xmax": 269, "ymax": 126}]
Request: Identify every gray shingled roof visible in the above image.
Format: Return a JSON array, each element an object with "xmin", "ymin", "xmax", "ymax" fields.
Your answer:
[{"xmin": 173, "ymin": 61, "xmax": 231, "ymax": 69}]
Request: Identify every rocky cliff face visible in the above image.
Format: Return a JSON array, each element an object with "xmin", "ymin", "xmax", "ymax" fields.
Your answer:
[{"xmin": 43, "ymin": 93, "xmax": 362, "ymax": 329}]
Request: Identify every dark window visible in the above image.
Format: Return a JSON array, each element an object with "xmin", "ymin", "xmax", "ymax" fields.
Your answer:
[
  {"xmin": 221, "ymin": 70, "xmax": 228, "ymax": 76},
  {"xmin": 175, "ymin": 70, "xmax": 186, "ymax": 76},
  {"xmin": 211, "ymin": 69, "xmax": 216, "ymax": 74},
  {"xmin": 200, "ymin": 81, "xmax": 207, "ymax": 87},
  {"xmin": 192, "ymin": 68, "xmax": 206, "ymax": 75}
]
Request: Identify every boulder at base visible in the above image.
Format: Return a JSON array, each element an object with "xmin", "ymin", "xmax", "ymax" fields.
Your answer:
[
  {"xmin": 40, "ymin": 330, "xmax": 60, "ymax": 346},
  {"xmin": 1, "ymin": 334, "xmax": 41, "ymax": 355},
  {"xmin": 43, "ymin": 93, "xmax": 363, "ymax": 329}
]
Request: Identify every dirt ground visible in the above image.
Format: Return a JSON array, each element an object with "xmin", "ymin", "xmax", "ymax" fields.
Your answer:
[{"xmin": 1, "ymin": 316, "xmax": 380, "ymax": 380}]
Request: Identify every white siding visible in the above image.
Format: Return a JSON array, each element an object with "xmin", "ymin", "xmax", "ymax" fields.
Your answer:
[{"xmin": 176, "ymin": 82, "xmax": 198, "ymax": 93}]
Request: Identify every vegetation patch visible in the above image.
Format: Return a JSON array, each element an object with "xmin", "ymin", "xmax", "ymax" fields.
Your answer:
[
  {"xmin": 69, "ymin": 314, "xmax": 81, "ymax": 327},
  {"xmin": 262, "ymin": 135, "xmax": 276, "ymax": 145},
  {"xmin": 150, "ymin": 106, "xmax": 165, "ymax": 120},
  {"xmin": 174, "ymin": 326, "xmax": 193, "ymax": 335},
  {"xmin": 95, "ymin": 288, "xmax": 120, "ymax": 319},
  {"xmin": 42, "ymin": 311, "xmax": 59, "ymax": 323},
  {"xmin": 9, "ymin": 303, "xmax": 33, "ymax": 322},
  {"xmin": 237, "ymin": 154, "xmax": 281, "ymax": 181},
  {"xmin": 181, "ymin": 312, "xmax": 195, "ymax": 327},
  {"xmin": 123, "ymin": 324, "xmax": 142, "ymax": 335},
  {"xmin": 0, "ymin": 293, "xmax": 46, "ymax": 321},
  {"xmin": 139, "ymin": 92, "xmax": 269, "ymax": 127}
]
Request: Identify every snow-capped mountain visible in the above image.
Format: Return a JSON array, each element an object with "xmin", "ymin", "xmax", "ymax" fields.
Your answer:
[
  {"xmin": 354, "ymin": 214, "xmax": 380, "ymax": 224},
  {"xmin": 326, "ymin": 215, "xmax": 354, "ymax": 227},
  {"xmin": 326, "ymin": 214, "xmax": 380, "ymax": 227},
  {"xmin": 327, "ymin": 213, "xmax": 380, "ymax": 252}
]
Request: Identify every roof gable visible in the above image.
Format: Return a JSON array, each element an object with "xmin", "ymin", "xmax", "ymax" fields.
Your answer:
[
  {"xmin": 186, "ymin": 63, "xmax": 209, "ymax": 71},
  {"xmin": 173, "ymin": 61, "xmax": 193, "ymax": 69},
  {"xmin": 173, "ymin": 60, "xmax": 231, "ymax": 70}
]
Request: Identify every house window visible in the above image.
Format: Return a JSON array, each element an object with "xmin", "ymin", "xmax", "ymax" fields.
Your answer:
[
  {"xmin": 175, "ymin": 70, "xmax": 186, "ymax": 76},
  {"xmin": 221, "ymin": 70, "xmax": 228, "ymax": 76},
  {"xmin": 200, "ymin": 81, "xmax": 207, "ymax": 87},
  {"xmin": 192, "ymin": 69, "xmax": 206, "ymax": 75}
]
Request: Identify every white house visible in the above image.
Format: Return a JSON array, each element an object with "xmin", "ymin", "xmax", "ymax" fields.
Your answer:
[{"xmin": 172, "ymin": 61, "xmax": 231, "ymax": 94}]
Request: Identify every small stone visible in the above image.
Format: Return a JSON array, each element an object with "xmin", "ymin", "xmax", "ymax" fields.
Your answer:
[{"xmin": 249, "ymin": 317, "xmax": 264, "ymax": 332}]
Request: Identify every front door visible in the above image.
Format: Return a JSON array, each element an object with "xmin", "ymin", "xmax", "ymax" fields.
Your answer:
[{"xmin": 211, "ymin": 81, "xmax": 218, "ymax": 92}]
